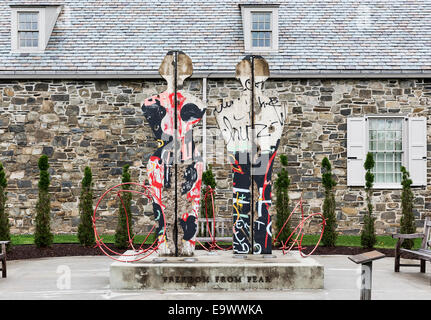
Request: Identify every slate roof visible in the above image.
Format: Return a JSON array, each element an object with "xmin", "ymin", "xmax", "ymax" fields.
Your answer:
[{"xmin": 0, "ymin": 0, "xmax": 430, "ymax": 77}]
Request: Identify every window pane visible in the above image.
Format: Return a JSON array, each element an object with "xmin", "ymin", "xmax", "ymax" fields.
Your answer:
[
  {"xmin": 395, "ymin": 173, "xmax": 401, "ymax": 183},
  {"xmin": 369, "ymin": 118, "xmax": 403, "ymax": 185},
  {"xmin": 395, "ymin": 141, "xmax": 402, "ymax": 150},
  {"xmin": 251, "ymin": 13, "xmax": 271, "ymax": 31},
  {"xmin": 395, "ymin": 131, "xmax": 401, "ymax": 140},
  {"xmin": 18, "ymin": 31, "xmax": 38, "ymax": 47},
  {"xmin": 251, "ymin": 32, "xmax": 271, "ymax": 47},
  {"xmin": 395, "ymin": 119, "xmax": 402, "ymax": 130},
  {"xmin": 376, "ymin": 173, "xmax": 385, "ymax": 183},
  {"xmin": 18, "ymin": 12, "xmax": 38, "ymax": 31}
]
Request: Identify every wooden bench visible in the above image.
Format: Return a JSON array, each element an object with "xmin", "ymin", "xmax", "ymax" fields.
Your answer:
[
  {"xmin": 393, "ymin": 216, "xmax": 431, "ymax": 273},
  {"xmin": 0, "ymin": 241, "xmax": 9, "ymax": 278},
  {"xmin": 196, "ymin": 217, "xmax": 232, "ymax": 242}
]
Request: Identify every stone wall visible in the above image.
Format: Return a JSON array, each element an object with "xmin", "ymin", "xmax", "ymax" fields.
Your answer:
[
  {"xmin": 206, "ymin": 78, "xmax": 431, "ymax": 235},
  {"xmin": 0, "ymin": 78, "xmax": 429, "ymax": 235}
]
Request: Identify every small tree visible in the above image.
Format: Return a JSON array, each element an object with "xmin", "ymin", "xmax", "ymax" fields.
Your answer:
[
  {"xmin": 274, "ymin": 154, "xmax": 291, "ymax": 246},
  {"xmin": 35, "ymin": 155, "xmax": 53, "ymax": 248},
  {"xmin": 321, "ymin": 157, "xmax": 337, "ymax": 247},
  {"xmin": 361, "ymin": 152, "xmax": 377, "ymax": 249},
  {"xmin": 78, "ymin": 166, "xmax": 95, "ymax": 247},
  {"xmin": 0, "ymin": 163, "xmax": 11, "ymax": 252},
  {"xmin": 115, "ymin": 165, "xmax": 133, "ymax": 249},
  {"xmin": 200, "ymin": 164, "xmax": 217, "ymax": 219},
  {"xmin": 400, "ymin": 166, "xmax": 416, "ymax": 249}
]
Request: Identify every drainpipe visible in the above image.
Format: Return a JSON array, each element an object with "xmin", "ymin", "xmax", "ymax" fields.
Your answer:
[{"xmin": 202, "ymin": 77, "xmax": 208, "ymax": 170}]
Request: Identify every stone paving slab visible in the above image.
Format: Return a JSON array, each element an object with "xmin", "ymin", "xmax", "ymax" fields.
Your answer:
[{"xmin": 0, "ymin": 252, "xmax": 430, "ymax": 300}]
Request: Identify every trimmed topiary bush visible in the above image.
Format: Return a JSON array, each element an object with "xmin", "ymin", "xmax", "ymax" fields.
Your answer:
[
  {"xmin": 0, "ymin": 162, "xmax": 11, "ymax": 252},
  {"xmin": 400, "ymin": 166, "xmax": 416, "ymax": 249},
  {"xmin": 361, "ymin": 152, "xmax": 377, "ymax": 249},
  {"xmin": 78, "ymin": 166, "xmax": 95, "ymax": 247},
  {"xmin": 274, "ymin": 154, "xmax": 291, "ymax": 246},
  {"xmin": 321, "ymin": 157, "xmax": 338, "ymax": 247},
  {"xmin": 115, "ymin": 165, "xmax": 133, "ymax": 249},
  {"xmin": 35, "ymin": 155, "xmax": 54, "ymax": 248}
]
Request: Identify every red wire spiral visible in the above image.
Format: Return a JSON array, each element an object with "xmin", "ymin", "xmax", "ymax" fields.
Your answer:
[{"xmin": 93, "ymin": 184, "xmax": 325, "ymax": 261}]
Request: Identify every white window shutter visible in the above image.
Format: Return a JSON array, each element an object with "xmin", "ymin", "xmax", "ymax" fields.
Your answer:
[
  {"xmin": 347, "ymin": 117, "xmax": 366, "ymax": 186},
  {"xmin": 408, "ymin": 117, "xmax": 427, "ymax": 186}
]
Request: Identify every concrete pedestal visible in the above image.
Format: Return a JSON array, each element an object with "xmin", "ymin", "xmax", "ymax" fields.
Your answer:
[{"xmin": 110, "ymin": 250, "xmax": 324, "ymax": 290}]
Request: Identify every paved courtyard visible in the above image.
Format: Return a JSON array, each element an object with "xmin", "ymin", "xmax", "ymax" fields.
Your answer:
[{"xmin": 0, "ymin": 253, "xmax": 430, "ymax": 300}]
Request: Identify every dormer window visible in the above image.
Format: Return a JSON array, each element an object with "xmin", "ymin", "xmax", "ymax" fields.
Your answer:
[
  {"xmin": 240, "ymin": 4, "xmax": 279, "ymax": 53},
  {"xmin": 10, "ymin": 5, "xmax": 62, "ymax": 53},
  {"xmin": 18, "ymin": 12, "xmax": 39, "ymax": 48},
  {"xmin": 251, "ymin": 12, "xmax": 272, "ymax": 48}
]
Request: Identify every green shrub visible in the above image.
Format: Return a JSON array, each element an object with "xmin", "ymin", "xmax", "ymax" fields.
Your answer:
[
  {"xmin": 200, "ymin": 164, "xmax": 217, "ymax": 219},
  {"xmin": 361, "ymin": 152, "xmax": 377, "ymax": 249},
  {"xmin": 78, "ymin": 166, "xmax": 95, "ymax": 247},
  {"xmin": 0, "ymin": 162, "xmax": 10, "ymax": 252},
  {"xmin": 274, "ymin": 154, "xmax": 291, "ymax": 245},
  {"xmin": 400, "ymin": 166, "xmax": 416, "ymax": 249},
  {"xmin": 35, "ymin": 155, "xmax": 53, "ymax": 248},
  {"xmin": 115, "ymin": 165, "xmax": 133, "ymax": 249},
  {"xmin": 321, "ymin": 157, "xmax": 338, "ymax": 247}
]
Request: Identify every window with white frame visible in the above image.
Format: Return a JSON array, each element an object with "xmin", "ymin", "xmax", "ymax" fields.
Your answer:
[
  {"xmin": 10, "ymin": 5, "xmax": 62, "ymax": 53},
  {"xmin": 251, "ymin": 12, "xmax": 272, "ymax": 48},
  {"xmin": 18, "ymin": 12, "xmax": 39, "ymax": 48},
  {"xmin": 368, "ymin": 118, "xmax": 403, "ymax": 185},
  {"xmin": 240, "ymin": 5, "xmax": 279, "ymax": 53},
  {"xmin": 347, "ymin": 116, "xmax": 427, "ymax": 188}
]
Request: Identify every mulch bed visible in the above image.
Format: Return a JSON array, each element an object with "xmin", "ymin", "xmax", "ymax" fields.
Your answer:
[{"xmin": 4, "ymin": 243, "xmax": 412, "ymax": 261}]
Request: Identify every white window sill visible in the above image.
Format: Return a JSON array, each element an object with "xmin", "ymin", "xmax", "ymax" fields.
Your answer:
[
  {"xmin": 372, "ymin": 184, "xmax": 402, "ymax": 190},
  {"xmin": 11, "ymin": 49, "xmax": 45, "ymax": 54},
  {"xmin": 244, "ymin": 49, "xmax": 279, "ymax": 54}
]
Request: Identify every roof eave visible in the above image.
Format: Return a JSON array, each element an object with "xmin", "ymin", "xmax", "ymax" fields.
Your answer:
[{"xmin": 0, "ymin": 70, "xmax": 430, "ymax": 79}]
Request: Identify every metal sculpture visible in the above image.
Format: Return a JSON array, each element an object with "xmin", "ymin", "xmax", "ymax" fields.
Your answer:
[
  {"xmin": 196, "ymin": 187, "xmax": 326, "ymax": 257},
  {"xmin": 214, "ymin": 56, "xmax": 287, "ymax": 254},
  {"xmin": 93, "ymin": 182, "xmax": 165, "ymax": 262},
  {"xmin": 142, "ymin": 51, "xmax": 206, "ymax": 256},
  {"xmin": 92, "ymin": 53, "xmax": 325, "ymax": 262},
  {"xmin": 273, "ymin": 196, "xmax": 326, "ymax": 257}
]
